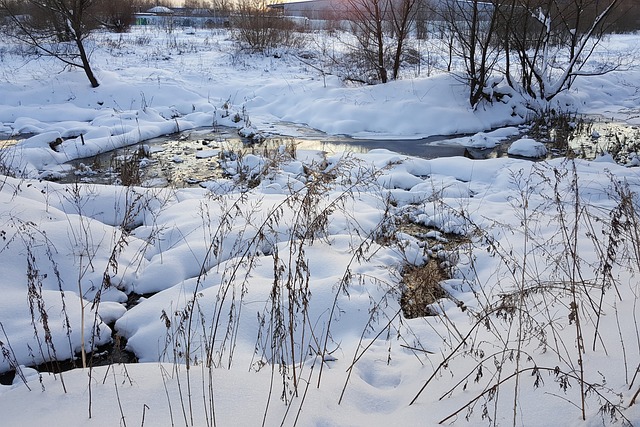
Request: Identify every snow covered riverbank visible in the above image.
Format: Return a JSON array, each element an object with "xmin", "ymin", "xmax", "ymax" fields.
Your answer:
[{"xmin": 1, "ymin": 28, "xmax": 640, "ymax": 426}]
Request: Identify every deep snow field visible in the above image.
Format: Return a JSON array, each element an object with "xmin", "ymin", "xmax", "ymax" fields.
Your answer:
[{"xmin": 1, "ymin": 26, "xmax": 640, "ymax": 426}]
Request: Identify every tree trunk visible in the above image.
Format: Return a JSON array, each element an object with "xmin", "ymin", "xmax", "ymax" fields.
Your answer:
[
  {"xmin": 75, "ymin": 37, "xmax": 99, "ymax": 87},
  {"xmin": 374, "ymin": 0, "xmax": 387, "ymax": 83}
]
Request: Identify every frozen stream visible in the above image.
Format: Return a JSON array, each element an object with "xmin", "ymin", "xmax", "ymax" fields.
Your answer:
[
  {"xmin": 3, "ymin": 118, "xmax": 638, "ymax": 189},
  {"xmin": 58, "ymin": 126, "xmax": 506, "ymax": 187}
]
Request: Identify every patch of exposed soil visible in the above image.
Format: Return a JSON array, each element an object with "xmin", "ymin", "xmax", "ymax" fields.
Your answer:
[
  {"xmin": 400, "ymin": 261, "xmax": 449, "ymax": 318},
  {"xmin": 0, "ymin": 328, "xmax": 137, "ymax": 386},
  {"xmin": 398, "ymin": 222, "xmax": 469, "ymax": 318}
]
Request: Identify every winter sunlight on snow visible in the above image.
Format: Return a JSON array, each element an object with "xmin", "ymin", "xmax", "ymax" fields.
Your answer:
[{"xmin": 1, "ymin": 7, "xmax": 640, "ymax": 427}]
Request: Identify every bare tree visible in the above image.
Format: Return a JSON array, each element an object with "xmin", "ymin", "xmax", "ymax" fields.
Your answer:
[
  {"xmin": 436, "ymin": 0, "xmax": 502, "ymax": 107},
  {"xmin": 345, "ymin": 0, "xmax": 420, "ymax": 83},
  {"xmin": 497, "ymin": 0, "xmax": 623, "ymax": 109},
  {"xmin": 435, "ymin": 0, "xmax": 625, "ymax": 109},
  {"xmin": 0, "ymin": 0, "xmax": 100, "ymax": 87},
  {"xmin": 414, "ymin": 0, "xmax": 433, "ymax": 40},
  {"xmin": 346, "ymin": 0, "xmax": 389, "ymax": 82},
  {"xmin": 389, "ymin": 0, "xmax": 420, "ymax": 80}
]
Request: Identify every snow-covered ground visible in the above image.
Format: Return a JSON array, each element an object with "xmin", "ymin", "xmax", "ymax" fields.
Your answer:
[{"xmin": 1, "ymin": 27, "xmax": 640, "ymax": 426}]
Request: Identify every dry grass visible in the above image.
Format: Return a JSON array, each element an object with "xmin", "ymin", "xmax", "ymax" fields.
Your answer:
[
  {"xmin": 397, "ymin": 220, "xmax": 472, "ymax": 318},
  {"xmin": 400, "ymin": 261, "xmax": 448, "ymax": 318}
]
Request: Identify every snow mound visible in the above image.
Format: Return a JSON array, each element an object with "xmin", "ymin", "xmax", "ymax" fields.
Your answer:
[{"xmin": 507, "ymin": 138, "xmax": 548, "ymax": 158}]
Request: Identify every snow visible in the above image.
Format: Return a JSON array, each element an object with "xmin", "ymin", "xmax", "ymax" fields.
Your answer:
[
  {"xmin": 507, "ymin": 137, "xmax": 548, "ymax": 158},
  {"xmin": 1, "ymin": 27, "xmax": 640, "ymax": 426},
  {"xmin": 147, "ymin": 6, "xmax": 173, "ymax": 14},
  {"xmin": 195, "ymin": 149, "xmax": 220, "ymax": 158}
]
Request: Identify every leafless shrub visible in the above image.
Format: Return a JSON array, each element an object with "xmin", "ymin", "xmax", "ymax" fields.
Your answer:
[
  {"xmin": 134, "ymin": 35, "xmax": 152, "ymax": 46},
  {"xmin": 0, "ymin": 146, "xmax": 18, "ymax": 184},
  {"xmin": 109, "ymin": 146, "xmax": 147, "ymax": 187},
  {"xmin": 342, "ymin": 0, "xmax": 420, "ymax": 83},
  {"xmin": 497, "ymin": 0, "xmax": 624, "ymax": 110},
  {"xmin": 0, "ymin": 0, "xmax": 101, "ymax": 87},
  {"xmin": 232, "ymin": 0, "xmax": 304, "ymax": 53},
  {"xmin": 91, "ymin": 0, "xmax": 135, "ymax": 33}
]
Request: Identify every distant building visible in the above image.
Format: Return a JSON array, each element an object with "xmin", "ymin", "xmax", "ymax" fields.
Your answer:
[
  {"xmin": 134, "ymin": 7, "xmax": 229, "ymax": 28},
  {"xmin": 268, "ymin": 0, "xmax": 348, "ymax": 21}
]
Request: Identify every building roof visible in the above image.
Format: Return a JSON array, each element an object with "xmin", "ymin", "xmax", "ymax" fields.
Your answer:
[{"xmin": 147, "ymin": 6, "xmax": 174, "ymax": 14}]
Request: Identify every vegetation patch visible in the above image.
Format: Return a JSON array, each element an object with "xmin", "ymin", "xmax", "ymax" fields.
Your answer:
[
  {"xmin": 400, "ymin": 260, "xmax": 448, "ymax": 319},
  {"xmin": 397, "ymin": 221, "xmax": 470, "ymax": 318}
]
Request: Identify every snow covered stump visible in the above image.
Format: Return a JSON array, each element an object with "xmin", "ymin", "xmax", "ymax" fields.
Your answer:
[{"xmin": 507, "ymin": 138, "xmax": 548, "ymax": 159}]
